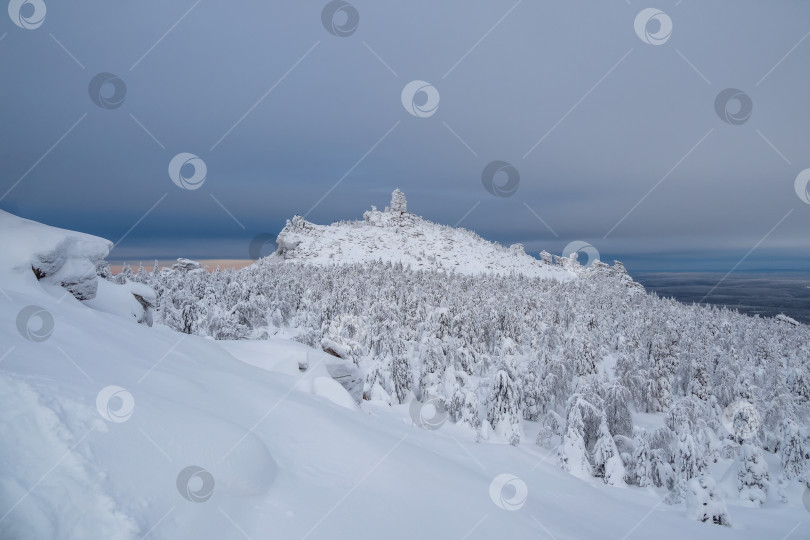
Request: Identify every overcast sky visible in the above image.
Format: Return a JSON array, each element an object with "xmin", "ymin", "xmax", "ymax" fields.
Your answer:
[{"xmin": 1, "ymin": 0, "xmax": 809, "ymax": 272}]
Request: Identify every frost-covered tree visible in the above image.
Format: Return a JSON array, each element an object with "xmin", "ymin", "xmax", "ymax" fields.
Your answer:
[
  {"xmin": 560, "ymin": 399, "xmax": 592, "ymax": 478},
  {"xmin": 604, "ymin": 383, "xmax": 633, "ymax": 437},
  {"xmin": 391, "ymin": 354, "xmax": 412, "ymax": 404},
  {"xmin": 650, "ymin": 331, "xmax": 677, "ymax": 412},
  {"xmin": 486, "ymin": 369, "xmax": 521, "ymax": 445},
  {"xmin": 685, "ymin": 475, "xmax": 731, "ymax": 527},
  {"xmin": 688, "ymin": 360, "xmax": 711, "ymax": 402},
  {"xmin": 650, "ymin": 426, "xmax": 676, "ymax": 490},
  {"xmin": 779, "ymin": 420, "xmax": 807, "ymax": 480},
  {"xmin": 559, "ymin": 396, "xmax": 603, "ymax": 478},
  {"xmin": 96, "ymin": 260, "xmax": 112, "ymax": 280},
  {"xmin": 670, "ymin": 423, "xmax": 707, "ymax": 502},
  {"xmin": 520, "ymin": 359, "xmax": 545, "ymax": 421},
  {"xmin": 460, "ymin": 387, "xmax": 482, "ymax": 433},
  {"xmin": 572, "ymin": 338, "xmax": 597, "ymax": 377},
  {"xmin": 592, "ymin": 413, "xmax": 626, "ymax": 485},
  {"xmin": 737, "ymin": 443, "xmax": 769, "ymax": 505},
  {"xmin": 117, "ymin": 263, "xmax": 134, "ymax": 284},
  {"xmin": 631, "ymin": 430, "xmax": 654, "ymax": 487},
  {"xmin": 419, "ymin": 337, "xmax": 444, "ymax": 399}
]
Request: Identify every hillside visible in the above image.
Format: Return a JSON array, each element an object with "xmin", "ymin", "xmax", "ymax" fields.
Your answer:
[
  {"xmin": 272, "ymin": 190, "xmax": 576, "ymax": 280},
  {"xmin": 1, "ymin": 210, "xmax": 809, "ymax": 539}
]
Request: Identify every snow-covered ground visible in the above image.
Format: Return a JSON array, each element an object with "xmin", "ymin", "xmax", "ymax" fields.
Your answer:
[
  {"xmin": 2, "ymin": 210, "xmax": 809, "ymax": 539},
  {"xmin": 273, "ymin": 190, "xmax": 574, "ymax": 280}
]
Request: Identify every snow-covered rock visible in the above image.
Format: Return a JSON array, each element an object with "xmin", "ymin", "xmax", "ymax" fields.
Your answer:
[
  {"xmin": 171, "ymin": 258, "xmax": 202, "ymax": 271},
  {"xmin": 84, "ymin": 279, "xmax": 155, "ymax": 326},
  {"xmin": 0, "ymin": 210, "xmax": 155, "ymax": 325},
  {"xmin": 324, "ymin": 361, "xmax": 363, "ymax": 402},
  {"xmin": 0, "ymin": 210, "xmax": 111, "ymax": 300}
]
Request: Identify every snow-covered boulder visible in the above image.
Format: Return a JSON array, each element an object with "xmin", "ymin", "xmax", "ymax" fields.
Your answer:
[
  {"xmin": 324, "ymin": 360, "xmax": 363, "ymax": 402},
  {"xmin": 84, "ymin": 280, "xmax": 156, "ymax": 326},
  {"xmin": 0, "ymin": 210, "xmax": 110, "ymax": 300},
  {"xmin": 172, "ymin": 258, "xmax": 202, "ymax": 271},
  {"xmin": 0, "ymin": 210, "xmax": 155, "ymax": 324},
  {"xmin": 387, "ymin": 188, "xmax": 407, "ymax": 213}
]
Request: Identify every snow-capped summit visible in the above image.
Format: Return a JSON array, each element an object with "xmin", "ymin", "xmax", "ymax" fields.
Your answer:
[{"xmin": 272, "ymin": 190, "xmax": 576, "ymax": 280}]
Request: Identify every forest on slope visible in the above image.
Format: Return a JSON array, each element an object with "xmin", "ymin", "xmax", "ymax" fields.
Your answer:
[{"xmin": 111, "ymin": 248, "xmax": 810, "ymax": 521}]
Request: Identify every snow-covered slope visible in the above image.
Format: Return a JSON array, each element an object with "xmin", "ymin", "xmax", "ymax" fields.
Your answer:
[
  {"xmin": 3, "ymin": 211, "xmax": 810, "ymax": 539},
  {"xmin": 273, "ymin": 190, "xmax": 575, "ymax": 280}
]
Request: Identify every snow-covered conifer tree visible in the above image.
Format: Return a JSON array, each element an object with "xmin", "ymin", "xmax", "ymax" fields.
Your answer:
[
  {"xmin": 670, "ymin": 423, "xmax": 707, "ymax": 502},
  {"xmin": 685, "ymin": 475, "xmax": 731, "ymax": 526},
  {"xmin": 737, "ymin": 443, "xmax": 769, "ymax": 504},
  {"xmin": 779, "ymin": 420, "xmax": 807, "ymax": 480},
  {"xmin": 592, "ymin": 413, "xmax": 626, "ymax": 485},
  {"xmin": 559, "ymin": 397, "xmax": 598, "ymax": 478},
  {"xmin": 632, "ymin": 430, "xmax": 654, "ymax": 487},
  {"xmin": 486, "ymin": 369, "xmax": 521, "ymax": 445},
  {"xmin": 604, "ymin": 383, "xmax": 633, "ymax": 437},
  {"xmin": 392, "ymin": 354, "xmax": 412, "ymax": 404}
]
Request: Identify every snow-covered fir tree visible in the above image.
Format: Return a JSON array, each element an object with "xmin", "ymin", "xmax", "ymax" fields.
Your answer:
[
  {"xmin": 631, "ymin": 429, "xmax": 654, "ymax": 487},
  {"xmin": 592, "ymin": 413, "xmax": 626, "ymax": 485},
  {"xmin": 737, "ymin": 443, "xmax": 770, "ymax": 505},
  {"xmin": 486, "ymin": 368, "xmax": 521, "ymax": 445},
  {"xmin": 685, "ymin": 475, "xmax": 731, "ymax": 526},
  {"xmin": 779, "ymin": 419, "xmax": 807, "ymax": 480}
]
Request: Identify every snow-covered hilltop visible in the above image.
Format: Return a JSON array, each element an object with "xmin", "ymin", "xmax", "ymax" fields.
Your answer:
[{"xmin": 273, "ymin": 189, "xmax": 576, "ymax": 280}]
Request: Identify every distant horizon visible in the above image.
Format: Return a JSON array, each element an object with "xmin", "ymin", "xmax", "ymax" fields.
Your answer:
[{"xmin": 106, "ymin": 256, "xmax": 810, "ymax": 276}]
